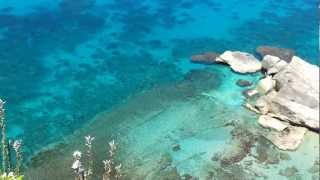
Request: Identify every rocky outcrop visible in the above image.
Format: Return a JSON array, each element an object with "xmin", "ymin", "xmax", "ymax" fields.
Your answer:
[
  {"xmin": 244, "ymin": 54, "xmax": 319, "ymax": 150},
  {"xmin": 190, "ymin": 52, "xmax": 220, "ymax": 65},
  {"xmin": 261, "ymin": 55, "xmax": 288, "ymax": 75},
  {"xmin": 216, "ymin": 51, "xmax": 262, "ymax": 73},
  {"xmin": 265, "ymin": 126, "xmax": 307, "ymax": 151},
  {"xmin": 256, "ymin": 46, "xmax": 295, "ymax": 62}
]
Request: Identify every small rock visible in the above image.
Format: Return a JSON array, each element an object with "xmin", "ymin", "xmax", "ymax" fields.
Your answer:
[
  {"xmin": 236, "ymin": 79, "xmax": 252, "ymax": 87},
  {"xmin": 172, "ymin": 144, "xmax": 181, "ymax": 151},
  {"xmin": 242, "ymin": 89, "xmax": 259, "ymax": 98}
]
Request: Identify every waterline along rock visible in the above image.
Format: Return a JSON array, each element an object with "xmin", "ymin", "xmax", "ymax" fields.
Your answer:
[{"xmin": 242, "ymin": 53, "xmax": 319, "ymax": 150}]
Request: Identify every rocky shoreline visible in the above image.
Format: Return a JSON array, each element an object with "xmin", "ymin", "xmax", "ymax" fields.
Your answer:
[{"xmin": 191, "ymin": 46, "xmax": 319, "ymax": 151}]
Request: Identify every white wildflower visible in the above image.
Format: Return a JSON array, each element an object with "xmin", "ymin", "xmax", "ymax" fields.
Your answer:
[
  {"xmin": 73, "ymin": 150, "xmax": 82, "ymax": 159},
  {"xmin": 13, "ymin": 139, "xmax": 22, "ymax": 152},
  {"xmin": 85, "ymin": 135, "xmax": 95, "ymax": 147}
]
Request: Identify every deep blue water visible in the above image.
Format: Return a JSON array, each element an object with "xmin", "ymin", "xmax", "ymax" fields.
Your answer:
[{"xmin": 0, "ymin": 0, "xmax": 318, "ymax": 159}]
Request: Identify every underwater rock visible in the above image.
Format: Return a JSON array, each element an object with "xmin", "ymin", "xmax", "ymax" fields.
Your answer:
[
  {"xmin": 261, "ymin": 55, "xmax": 288, "ymax": 75},
  {"xmin": 279, "ymin": 152, "xmax": 291, "ymax": 160},
  {"xmin": 308, "ymin": 159, "xmax": 320, "ymax": 174},
  {"xmin": 219, "ymin": 126, "xmax": 256, "ymax": 166},
  {"xmin": 265, "ymin": 126, "xmax": 307, "ymax": 151},
  {"xmin": 258, "ymin": 115, "xmax": 288, "ymax": 132},
  {"xmin": 236, "ymin": 79, "xmax": 252, "ymax": 87},
  {"xmin": 216, "ymin": 51, "xmax": 262, "ymax": 73},
  {"xmin": 279, "ymin": 166, "xmax": 298, "ymax": 177},
  {"xmin": 158, "ymin": 153, "xmax": 173, "ymax": 170},
  {"xmin": 190, "ymin": 52, "xmax": 220, "ymax": 65},
  {"xmin": 181, "ymin": 174, "xmax": 198, "ymax": 180},
  {"xmin": 177, "ymin": 69, "xmax": 220, "ymax": 97},
  {"xmin": 211, "ymin": 164, "xmax": 254, "ymax": 180},
  {"xmin": 172, "ymin": 143, "xmax": 181, "ymax": 151},
  {"xmin": 255, "ymin": 136, "xmax": 280, "ymax": 164},
  {"xmin": 256, "ymin": 46, "xmax": 295, "ymax": 62}
]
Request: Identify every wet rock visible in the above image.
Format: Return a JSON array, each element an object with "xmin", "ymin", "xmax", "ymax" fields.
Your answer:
[
  {"xmin": 256, "ymin": 46, "xmax": 295, "ymax": 62},
  {"xmin": 172, "ymin": 143, "xmax": 181, "ymax": 151},
  {"xmin": 216, "ymin": 51, "xmax": 262, "ymax": 73},
  {"xmin": 279, "ymin": 166, "xmax": 298, "ymax": 177},
  {"xmin": 258, "ymin": 115, "xmax": 288, "ymax": 131},
  {"xmin": 190, "ymin": 52, "xmax": 220, "ymax": 65},
  {"xmin": 236, "ymin": 79, "xmax": 252, "ymax": 87}
]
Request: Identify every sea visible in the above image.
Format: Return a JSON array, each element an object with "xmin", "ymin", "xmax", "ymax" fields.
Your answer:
[{"xmin": 0, "ymin": 0, "xmax": 318, "ymax": 179}]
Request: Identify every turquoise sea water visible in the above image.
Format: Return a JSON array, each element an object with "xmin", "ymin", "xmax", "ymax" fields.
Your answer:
[{"xmin": 0, "ymin": 0, "xmax": 318, "ymax": 179}]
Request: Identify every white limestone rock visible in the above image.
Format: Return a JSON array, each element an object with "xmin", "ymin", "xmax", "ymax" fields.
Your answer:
[
  {"xmin": 256, "ymin": 76, "xmax": 275, "ymax": 95},
  {"xmin": 265, "ymin": 126, "xmax": 307, "ymax": 151},
  {"xmin": 268, "ymin": 56, "xmax": 320, "ymax": 130},
  {"xmin": 261, "ymin": 55, "xmax": 288, "ymax": 75},
  {"xmin": 258, "ymin": 115, "xmax": 288, "ymax": 131},
  {"xmin": 216, "ymin": 51, "xmax": 262, "ymax": 73}
]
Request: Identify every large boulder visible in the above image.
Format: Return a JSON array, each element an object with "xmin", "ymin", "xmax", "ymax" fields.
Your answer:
[
  {"xmin": 261, "ymin": 55, "xmax": 288, "ymax": 75},
  {"xmin": 266, "ymin": 56, "xmax": 320, "ymax": 129},
  {"xmin": 256, "ymin": 46, "xmax": 295, "ymax": 62},
  {"xmin": 216, "ymin": 51, "xmax": 262, "ymax": 73}
]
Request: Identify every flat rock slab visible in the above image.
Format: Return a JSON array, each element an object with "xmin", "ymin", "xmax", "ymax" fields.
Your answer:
[
  {"xmin": 265, "ymin": 126, "xmax": 307, "ymax": 151},
  {"xmin": 216, "ymin": 51, "xmax": 262, "ymax": 73},
  {"xmin": 258, "ymin": 115, "xmax": 288, "ymax": 131}
]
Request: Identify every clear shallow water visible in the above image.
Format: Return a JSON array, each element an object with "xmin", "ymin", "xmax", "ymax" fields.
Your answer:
[{"xmin": 0, "ymin": 0, "xmax": 318, "ymax": 179}]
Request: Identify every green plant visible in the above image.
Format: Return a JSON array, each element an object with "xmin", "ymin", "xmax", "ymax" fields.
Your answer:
[
  {"xmin": 0, "ymin": 99, "xmax": 24, "ymax": 178},
  {"xmin": 0, "ymin": 172, "xmax": 24, "ymax": 180}
]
